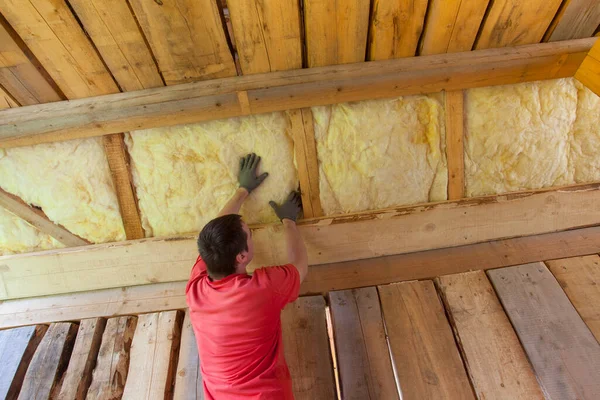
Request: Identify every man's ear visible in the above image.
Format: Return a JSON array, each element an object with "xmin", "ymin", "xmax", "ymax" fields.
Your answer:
[{"xmin": 235, "ymin": 251, "xmax": 248, "ymax": 265}]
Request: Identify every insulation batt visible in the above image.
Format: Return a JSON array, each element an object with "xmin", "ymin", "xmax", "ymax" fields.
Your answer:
[
  {"xmin": 0, "ymin": 207, "xmax": 63, "ymax": 255},
  {"xmin": 465, "ymin": 78, "xmax": 600, "ymax": 196},
  {"xmin": 0, "ymin": 138, "xmax": 125, "ymax": 245},
  {"xmin": 313, "ymin": 95, "xmax": 447, "ymax": 215},
  {"xmin": 125, "ymin": 112, "xmax": 298, "ymax": 237}
]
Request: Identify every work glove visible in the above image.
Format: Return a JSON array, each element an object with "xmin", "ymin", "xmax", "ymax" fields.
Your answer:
[
  {"xmin": 269, "ymin": 191, "xmax": 302, "ymax": 222},
  {"xmin": 238, "ymin": 153, "xmax": 268, "ymax": 193}
]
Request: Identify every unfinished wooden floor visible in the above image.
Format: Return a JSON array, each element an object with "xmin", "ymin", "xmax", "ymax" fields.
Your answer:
[{"xmin": 1, "ymin": 256, "xmax": 600, "ymax": 399}]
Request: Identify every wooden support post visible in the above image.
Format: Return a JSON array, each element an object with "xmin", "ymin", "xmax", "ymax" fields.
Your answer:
[
  {"xmin": 575, "ymin": 38, "xmax": 600, "ymax": 96},
  {"xmin": 445, "ymin": 90, "xmax": 465, "ymax": 200}
]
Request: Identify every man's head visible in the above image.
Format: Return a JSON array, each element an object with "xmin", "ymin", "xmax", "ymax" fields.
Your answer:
[{"xmin": 197, "ymin": 214, "xmax": 254, "ymax": 280}]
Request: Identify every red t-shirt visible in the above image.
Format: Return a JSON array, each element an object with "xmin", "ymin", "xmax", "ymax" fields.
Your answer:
[{"xmin": 185, "ymin": 255, "xmax": 300, "ymax": 400}]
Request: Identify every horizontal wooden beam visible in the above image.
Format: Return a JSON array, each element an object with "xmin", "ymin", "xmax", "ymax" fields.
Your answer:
[
  {"xmin": 0, "ymin": 183, "xmax": 600, "ymax": 300},
  {"xmin": 2, "ymin": 224, "xmax": 600, "ymax": 329},
  {"xmin": 0, "ymin": 38, "xmax": 595, "ymax": 148}
]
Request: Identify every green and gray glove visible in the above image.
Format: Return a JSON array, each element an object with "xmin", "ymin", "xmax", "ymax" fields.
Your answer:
[
  {"xmin": 239, "ymin": 153, "xmax": 268, "ymax": 193},
  {"xmin": 269, "ymin": 191, "xmax": 302, "ymax": 222}
]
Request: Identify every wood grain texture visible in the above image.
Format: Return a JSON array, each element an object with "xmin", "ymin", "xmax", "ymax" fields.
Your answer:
[
  {"xmin": 546, "ymin": 255, "xmax": 600, "ymax": 342},
  {"xmin": 575, "ymin": 39, "xmax": 600, "ymax": 96},
  {"xmin": 68, "ymin": 0, "xmax": 164, "ymax": 91},
  {"xmin": 488, "ymin": 263, "xmax": 600, "ymax": 400},
  {"xmin": 58, "ymin": 318, "xmax": 106, "ymax": 400},
  {"xmin": 128, "ymin": 0, "xmax": 236, "ymax": 85},
  {"xmin": 18, "ymin": 322, "xmax": 77, "ymax": 400},
  {"xmin": 420, "ymin": 0, "xmax": 490, "ymax": 55},
  {"xmin": 87, "ymin": 316, "xmax": 137, "ymax": 400},
  {"xmin": 0, "ymin": 37, "xmax": 593, "ymax": 148},
  {"xmin": 288, "ymin": 109, "xmax": 323, "ymax": 218},
  {"xmin": 173, "ymin": 310, "xmax": 203, "ymax": 400},
  {"xmin": 304, "ymin": 0, "xmax": 370, "ymax": 66},
  {"xmin": 475, "ymin": 0, "xmax": 564, "ymax": 49},
  {"xmin": 122, "ymin": 311, "xmax": 182, "ymax": 400},
  {"xmin": 445, "ymin": 90, "xmax": 465, "ymax": 200},
  {"xmin": 0, "ymin": 325, "xmax": 47, "ymax": 400},
  {"xmin": 0, "ymin": 18, "xmax": 62, "ymax": 105},
  {"xmin": 436, "ymin": 271, "xmax": 544, "ymax": 399},
  {"xmin": 227, "ymin": 0, "xmax": 302, "ymax": 74},
  {"xmin": 0, "ymin": 84, "xmax": 19, "ymax": 109},
  {"xmin": 378, "ymin": 281, "xmax": 474, "ymax": 399},
  {"xmin": 0, "ymin": 188, "xmax": 89, "ymax": 247},
  {"xmin": 328, "ymin": 288, "xmax": 398, "ymax": 400},
  {"xmin": 548, "ymin": 0, "xmax": 600, "ymax": 41},
  {"xmin": 368, "ymin": 0, "xmax": 428, "ymax": 60},
  {"xmin": 281, "ymin": 296, "xmax": 335, "ymax": 399},
  {"xmin": 102, "ymin": 134, "xmax": 145, "ymax": 240}
]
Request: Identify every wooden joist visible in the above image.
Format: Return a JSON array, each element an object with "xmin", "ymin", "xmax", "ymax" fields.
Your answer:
[
  {"xmin": 1, "ymin": 183, "xmax": 600, "ymax": 300},
  {"xmin": 173, "ymin": 311, "xmax": 203, "ymax": 400},
  {"xmin": 436, "ymin": 271, "xmax": 544, "ymax": 399},
  {"xmin": 575, "ymin": 38, "xmax": 600, "ymax": 96},
  {"xmin": 0, "ymin": 38, "xmax": 593, "ymax": 148},
  {"xmin": 0, "ymin": 188, "xmax": 89, "ymax": 247},
  {"xmin": 445, "ymin": 90, "xmax": 465, "ymax": 200},
  {"xmin": 488, "ymin": 263, "xmax": 600, "ymax": 399}
]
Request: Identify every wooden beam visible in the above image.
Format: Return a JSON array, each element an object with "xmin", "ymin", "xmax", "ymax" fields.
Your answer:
[
  {"xmin": 0, "ymin": 38, "xmax": 593, "ymax": 148},
  {"xmin": 1, "ymin": 183, "xmax": 600, "ymax": 300},
  {"xmin": 547, "ymin": 0, "xmax": 600, "ymax": 42},
  {"xmin": 2, "ymin": 224, "xmax": 600, "ymax": 329},
  {"xmin": 575, "ymin": 38, "xmax": 600, "ymax": 96},
  {"xmin": 0, "ymin": 188, "xmax": 89, "ymax": 247},
  {"xmin": 445, "ymin": 90, "xmax": 465, "ymax": 200}
]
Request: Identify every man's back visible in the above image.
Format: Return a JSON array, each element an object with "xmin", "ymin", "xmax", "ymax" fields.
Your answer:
[{"xmin": 186, "ymin": 256, "xmax": 300, "ymax": 399}]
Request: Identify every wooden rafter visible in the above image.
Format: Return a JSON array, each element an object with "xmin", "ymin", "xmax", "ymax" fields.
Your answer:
[
  {"xmin": 0, "ymin": 38, "xmax": 593, "ymax": 149},
  {"xmin": 575, "ymin": 38, "xmax": 600, "ymax": 96},
  {"xmin": 445, "ymin": 90, "xmax": 465, "ymax": 200}
]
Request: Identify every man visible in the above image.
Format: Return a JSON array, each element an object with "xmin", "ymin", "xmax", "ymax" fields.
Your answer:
[{"xmin": 186, "ymin": 153, "xmax": 308, "ymax": 399}]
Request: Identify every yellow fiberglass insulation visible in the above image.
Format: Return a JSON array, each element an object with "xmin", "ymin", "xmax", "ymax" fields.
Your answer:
[
  {"xmin": 0, "ymin": 207, "xmax": 64, "ymax": 255},
  {"xmin": 125, "ymin": 112, "xmax": 298, "ymax": 237},
  {"xmin": 0, "ymin": 138, "xmax": 126, "ymax": 244},
  {"xmin": 465, "ymin": 78, "xmax": 600, "ymax": 197},
  {"xmin": 313, "ymin": 95, "xmax": 447, "ymax": 215}
]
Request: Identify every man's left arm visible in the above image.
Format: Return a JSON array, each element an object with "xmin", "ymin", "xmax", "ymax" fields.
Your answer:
[{"xmin": 217, "ymin": 153, "xmax": 268, "ymax": 216}]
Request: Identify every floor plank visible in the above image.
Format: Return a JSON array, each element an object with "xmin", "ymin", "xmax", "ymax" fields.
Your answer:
[
  {"xmin": 488, "ymin": 263, "xmax": 600, "ymax": 399},
  {"xmin": 329, "ymin": 287, "xmax": 398, "ymax": 399},
  {"xmin": 173, "ymin": 310, "xmax": 203, "ymax": 400},
  {"xmin": 281, "ymin": 296, "xmax": 336, "ymax": 400},
  {"xmin": 87, "ymin": 316, "xmax": 137, "ymax": 400},
  {"xmin": 122, "ymin": 311, "xmax": 183, "ymax": 400},
  {"xmin": 546, "ymin": 255, "xmax": 600, "ymax": 342},
  {"xmin": 58, "ymin": 318, "xmax": 106, "ymax": 400},
  {"xmin": 18, "ymin": 322, "xmax": 77, "ymax": 400},
  {"xmin": 0, "ymin": 325, "xmax": 47, "ymax": 400},
  {"xmin": 436, "ymin": 271, "xmax": 544, "ymax": 399},
  {"xmin": 378, "ymin": 280, "xmax": 474, "ymax": 399}
]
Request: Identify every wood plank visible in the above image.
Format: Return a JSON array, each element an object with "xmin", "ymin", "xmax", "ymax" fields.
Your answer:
[
  {"xmin": 87, "ymin": 316, "xmax": 137, "ymax": 400},
  {"xmin": 445, "ymin": 90, "xmax": 465, "ymax": 200},
  {"xmin": 548, "ymin": 0, "xmax": 600, "ymax": 42},
  {"xmin": 368, "ymin": 0, "xmax": 428, "ymax": 60},
  {"xmin": 173, "ymin": 310, "xmax": 203, "ymax": 400},
  {"xmin": 227, "ymin": 0, "xmax": 302, "ymax": 74},
  {"xmin": 575, "ymin": 40, "xmax": 600, "ymax": 96},
  {"xmin": 2, "ymin": 223, "xmax": 600, "ymax": 329},
  {"xmin": 328, "ymin": 288, "xmax": 397, "ymax": 400},
  {"xmin": 122, "ymin": 311, "xmax": 182, "ymax": 400},
  {"xmin": 58, "ymin": 318, "xmax": 106, "ymax": 400},
  {"xmin": 102, "ymin": 134, "xmax": 145, "ymax": 240},
  {"xmin": 420, "ymin": 0, "xmax": 490, "ymax": 55},
  {"xmin": 0, "ymin": 37, "xmax": 593, "ymax": 148},
  {"xmin": 546, "ymin": 255, "xmax": 600, "ymax": 342},
  {"xmin": 0, "ymin": 325, "xmax": 47, "ymax": 400},
  {"xmin": 0, "ymin": 188, "xmax": 89, "ymax": 247},
  {"xmin": 304, "ymin": 0, "xmax": 370, "ymax": 66},
  {"xmin": 288, "ymin": 109, "xmax": 323, "ymax": 218},
  {"xmin": 436, "ymin": 271, "xmax": 544, "ymax": 399},
  {"xmin": 488, "ymin": 263, "xmax": 600, "ymax": 399},
  {"xmin": 0, "ymin": 0, "xmax": 119, "ymax": 99},
  {"xmin": 128, "ymin": 0, "xmax": 236, "ymax": 85},
  {"xmin": 0, "ymin": 17, "xmax": 62, "ymax": 105},
  {"xmin": 378, "ymin": 281, "xmax": 474, "ymax": 399},
  {"xmin": 0, "ymin": 84, "xmax": 19, "ymax": 109},
  {"xmin": 18, "ymin": 322, "xmax": 77, "ymax": 400},
  {"xmin": 2, "ymin": 183, "xmax": 600, "ymax": 300},
  {"xmin": 68, "ymin": 0, "xmax": 164, "ymax": 91},
  {"xmin": 475, "ymin": 0, "xmax": 563, "ymax": 49},
  {"xmin": 281, "ymin": 296, "xmax": 335, "ymax": 399}
]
